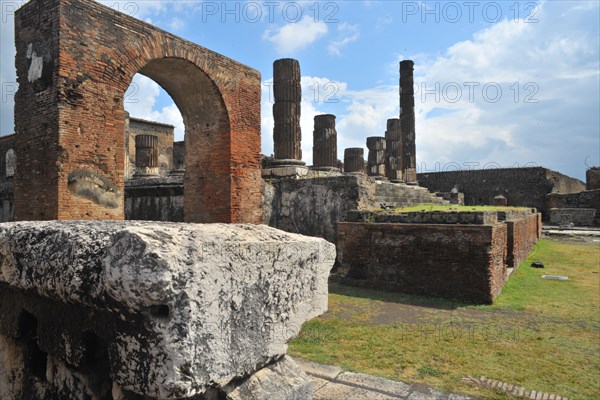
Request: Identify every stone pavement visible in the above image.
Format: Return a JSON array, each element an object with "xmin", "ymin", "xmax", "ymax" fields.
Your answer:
[{"xmin": 292, "ymin": 357, "xmax": 478, "ymax": 400}]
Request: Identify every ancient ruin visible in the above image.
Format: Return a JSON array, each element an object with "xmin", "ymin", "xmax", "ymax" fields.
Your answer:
[
  {"xmin": 13, "ymin": 0, "xmax": 262, "ymax": 223},
  {"xmin": 1, "ymin": 0, "xmax": 585, "ymax": 396},
  {"xmin": 312, "ymin": 114, "xmax": 338, "ymax": 170}
]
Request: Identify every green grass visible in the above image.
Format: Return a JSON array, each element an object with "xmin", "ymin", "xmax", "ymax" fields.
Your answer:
[
  {"xmin": 375, "ymin": 204, "xmax": 532, "ymax": 213},
  {"xmin": 289, "ymin": 239, "xmax": 600, "ymax": 399}
]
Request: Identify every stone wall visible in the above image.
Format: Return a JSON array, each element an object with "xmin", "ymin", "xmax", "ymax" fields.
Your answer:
[
  {"xmin": 549, "ymin": 208, "xmax": 597, "ymax": 226},
  {"xmin": 336, "ymin": 222, "xmax": 508, "ymax": 303},
  {"xmin": 545, "ymin": 189, "xmax": 600, "ymax": 226},
  {"xmin": 125, "ymin": 176, "xmax": 184, "ymax": 221},
  {"xmin": 417, "ymin": 167, "xmax": 585, "ymax": 217},
  {"xmin": 263, "ymin": 175, "xmax": 376, "ymax": 244},
  {"xmin": 14, "ymin": 0, "xmax": 261, "ymax": 223},
  {"xmin": 503, "ymin": 213, "xmax": 542, "ymax": 269},
  {"xmin": 336, "ymin": 209, "xmax": 541, "ymax": 303},
  {"xmin": 125, "ymin": 117, "xmax": 174, "ymax": 179}
]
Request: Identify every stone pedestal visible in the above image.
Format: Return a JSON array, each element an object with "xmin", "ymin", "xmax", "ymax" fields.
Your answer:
[
  {"xmin": 273, "ymin": 59, "xmax": 304, "ymax": 166},
  {"xmin": 312, "ymin": 114, "xmax": 338, "ymax": 170},
  {"xmin": 343, "ymin": 148, "xmax": 365, "ymax": 173},
  {"xmin": 385, "ymin": 118, "xmax": 403, "ymax": 182},
  {"xmin": 400, "ymin": 60, "xmax": 417, "ymax": 183},
  {"xmin": 134, "ymin": 134, "xmax": 160, "ymax": 177},
  {"xmin": 367, "ymin": 137, "xmax": 386, "ymax": 178}
]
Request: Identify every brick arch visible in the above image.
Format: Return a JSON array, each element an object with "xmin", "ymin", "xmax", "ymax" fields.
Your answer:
[{"xmin": 14, "ymin": 0, "xmax": 262, "ymax": 223}]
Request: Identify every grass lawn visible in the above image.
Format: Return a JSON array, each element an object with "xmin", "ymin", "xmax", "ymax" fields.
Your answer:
[{"xmin": 289, "ymin": 238, "xmax": 600, "ymax": 399}]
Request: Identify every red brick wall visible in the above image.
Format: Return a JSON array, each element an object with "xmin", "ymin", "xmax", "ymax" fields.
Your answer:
[
  {"xmin": 506, "ymin": 214, "xmax": 540, "ymax": 269},
  {"xmin": 14, "ymin": 0, "xmax": 262, "ymax": 223},
  {"xmin": 337, "ymin": 223, "xmax": 508, "ymax": 303}
]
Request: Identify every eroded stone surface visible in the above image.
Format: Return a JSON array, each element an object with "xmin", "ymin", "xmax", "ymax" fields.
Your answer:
[
  {"xmin": 0, "ymin": 221, "xmax": 335, "ymax": 399},
  {"xmin": 224, "ymin": 356, "xmax": 313, "ymax": 400}
]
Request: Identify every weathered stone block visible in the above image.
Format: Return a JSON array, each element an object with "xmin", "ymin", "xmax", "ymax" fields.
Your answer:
[{"xmin": 0, "ymin": 221, "xmax": 335, "ymax": 399}]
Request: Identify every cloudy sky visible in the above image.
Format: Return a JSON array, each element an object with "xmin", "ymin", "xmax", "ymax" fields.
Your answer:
[{"xmin": 1, "ymin": 0, "xmax": 598, "ymax": 180}]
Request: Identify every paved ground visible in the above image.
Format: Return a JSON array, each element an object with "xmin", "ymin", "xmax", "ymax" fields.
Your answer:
[{"xmin": 292, "ymin": 357, "xmax": 478, "ymax": 400}]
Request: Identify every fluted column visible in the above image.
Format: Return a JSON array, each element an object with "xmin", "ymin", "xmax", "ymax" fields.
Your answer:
[
  {"xmin": 312, "ymin": 114, "xmax": 338, "ymax": 170},
  {"xmin": 366, "ymin": 137, "xmax": 386, "ymax": 177},
  {"xmin": 343, "ymin": 148, "xmax": 365, "ymax": 173},
  {"xmin": 273, "ymin": 58, "xmax": 304, "ymax": 165},
  {"xmin": 385, "ymin": 118, "xmax": 403, "ymax": 182},
  {"xmin": 400, "ymin": 60, "xmax": 417, "ymax": 183},
  {"xmin": 134, "ymin": 134, "xmax": 159, "ymax": 177}
]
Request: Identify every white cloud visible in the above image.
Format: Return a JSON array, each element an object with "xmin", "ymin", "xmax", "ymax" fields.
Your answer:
[
  {"xmin": 409, "ymin": 1, "xmax": 600, "ymax": 178},
  {"xmin": 262, "ymin": 15, "xmax": 328, "ymax": 53},
  {"xmin": 328, "ymin": 23, "xmax": 360, "ymax": 56},
  {"xmin": 167, "ymin": 17, "xmax": 186, "ymax": 32}
]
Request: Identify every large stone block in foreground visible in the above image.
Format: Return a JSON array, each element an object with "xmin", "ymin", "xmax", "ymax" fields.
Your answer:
[{"xmin": 0, "ymin": 221, "xmax": 335, "ymax": 399}]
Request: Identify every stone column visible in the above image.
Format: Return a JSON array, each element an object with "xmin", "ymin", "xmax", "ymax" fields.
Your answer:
[
  {"xmin": 385, "ymin": 118, "xmax": 403, "ymax": 182},
  {"xmin": 366, "ymin": 137, "xmax": 386, "ymax": 178},
  {"xmin": 169, "ymin": 141, "xmax": 185, "ymax": 175},
  {"xmin": 312, "ymin": 114, "xmax": 338, "ymax": 170},
  {"xmin": 400, "ymin": 60, "xmax": 417, "ymax": 183},
  {"xmin": 272, "ymin": 58, "xmax": 304, "ymax": 165},
  {"xmin": 134, "ymin": 134, "xmax": 160, "ymax": 177},
  {"xmin": 344, "ymin": 148, "xmax": 365, "ymax": 173}
]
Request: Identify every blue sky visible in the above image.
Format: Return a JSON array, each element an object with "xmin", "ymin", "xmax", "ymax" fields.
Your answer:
[{"xmin": 1, "ymin": 0, "xmax": 599, "ymax": 180}]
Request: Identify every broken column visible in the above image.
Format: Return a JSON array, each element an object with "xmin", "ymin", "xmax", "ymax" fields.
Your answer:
[
  {"xmin": 385, "ymin": 118, "xmax": 403, "ymax": 182},
  {"xmin": 272, "ymin": 58, "xmax": 303, "ymax": 165},
  {"xmin": 312, "ymin": 114, "xmax": 338, "ymax": 171},
  {"xmin": 134, "ymin": 134, "xmax": 160, "ymax": 177},
  {"xmin": 400, "ymin": 60, "xmax": 417, "ymax": 184},
  {"xmin": 587, "ymin": 166, "xmax": 600, "ymax": 190},
  {"xmin": 366, "ymin": 137, "xmax": 386, "ymax": 178},
  {"xmin": 0, "ymin": 221, "xmax": 335, "ymax": 399},
  {"xmin": 343, "ymin": 148, "xmax": 365, "ymax": 173}
]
